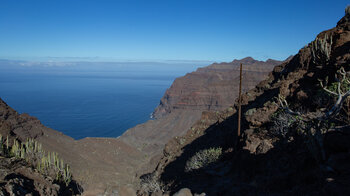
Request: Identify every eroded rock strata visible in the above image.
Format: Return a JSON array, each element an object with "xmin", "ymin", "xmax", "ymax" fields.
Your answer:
[{"xmin": 152, "ymin": 57, "xmax": 282, "ymax": 119}]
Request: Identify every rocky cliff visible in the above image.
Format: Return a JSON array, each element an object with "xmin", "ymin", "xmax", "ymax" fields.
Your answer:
[
  {"xmin": 152, "ymin": 57, "xmax": 282, "ymax": 119},
  {"xmin": 139, "ymin": 8, "xmax": 350, "ymax": 196}
]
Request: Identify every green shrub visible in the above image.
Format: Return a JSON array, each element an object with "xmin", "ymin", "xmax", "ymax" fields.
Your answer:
[{"xmin": 185, "ymin": 147, "xmax": 222, "ymax": 172}]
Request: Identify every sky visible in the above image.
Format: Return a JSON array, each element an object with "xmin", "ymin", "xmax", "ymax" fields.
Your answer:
[{"xmin": 0, "ymin": 0, "xmax": 349, "ymax": 62}]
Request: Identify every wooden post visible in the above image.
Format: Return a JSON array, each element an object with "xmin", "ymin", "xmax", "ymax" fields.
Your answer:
[
  {"xmin": 347, "ymin": 97, "xmax": 350, "ymax": 123},
  {"xmin": 238, "ymin": 63, "xmax": 243, "ymax": 137}
]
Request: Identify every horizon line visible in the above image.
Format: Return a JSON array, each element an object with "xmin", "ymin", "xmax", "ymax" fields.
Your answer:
[{"xmin": 0, "ymin": 55, "xmax": 289, "ymax": 64}]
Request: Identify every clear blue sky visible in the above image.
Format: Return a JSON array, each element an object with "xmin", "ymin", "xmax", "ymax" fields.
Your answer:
[{"xmin": 0, "ymin": 0, "xmax": 348, "ymax": 62}]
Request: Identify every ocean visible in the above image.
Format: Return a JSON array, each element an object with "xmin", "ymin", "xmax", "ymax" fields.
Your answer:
[{"xmin": 0, "ymin": 61, "xmax": 207, "ymax": 139}]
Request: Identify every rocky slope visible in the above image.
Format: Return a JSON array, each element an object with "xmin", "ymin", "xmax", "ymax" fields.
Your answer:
[{"xmin": 140, "ymin": 8, "xmax": 350, "ymax": 196}]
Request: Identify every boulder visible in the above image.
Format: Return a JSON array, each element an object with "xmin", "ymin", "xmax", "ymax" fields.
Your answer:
[{"xmin": 173, "ymin": 188, "xmax": 193, "ymax": 196}]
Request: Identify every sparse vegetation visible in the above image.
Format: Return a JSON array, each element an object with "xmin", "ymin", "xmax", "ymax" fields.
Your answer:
[
  {"xmin": 271, "ymin": 110, "xmax": 297, "ymax": 138},
  {"xmin": 274, "ymin": 66, "xmax": 350, "ymax": 162},
  {"xmin": 140, "ymin": 173, "xmax": 165, "ymax": 193},
  {"xmin": 319, "ymin": 72, "xmax": 350, "ymax": 124},
  {"xmin": 270, "ymin": 108, "xmax": 306, "ymax": 138},
  {"xmin": 185, "ymin": 147, "xmax": 222, "ymax": 172},
  {"xmin": 0, "ymin": 136, "xmax": 72, "ymax": 186}
]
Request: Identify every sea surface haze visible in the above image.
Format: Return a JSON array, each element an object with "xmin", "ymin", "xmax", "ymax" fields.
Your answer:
[{"xmin": 0, "ymin": 60, "xmax": 208, "ymax": 139}]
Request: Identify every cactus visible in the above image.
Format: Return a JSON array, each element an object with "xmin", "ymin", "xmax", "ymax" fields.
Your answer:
[
  {"xmin": 311, "ymin": 34, "xmax": 333, "ymax": 64},
  {"xmin": 20, "ymin": 146, "xmax": 25, "ymax": 159},
  {"xmin": 10, "ymin": 140, "xmax": 20, "ymax": 157},
  {"xmin": 60, "ymin": 159, "xmax": 64, "ymax": 170},
  {"xmin": 6, "ymin": 136, "xmax": 9, "ymax": 150},
  {"xmin": 63, "ymin": 165, "xmax": 72, "ymax": 186},
  {"xmin": 0, "ymin": 135, "xmax": 3, "ymax": 154}
]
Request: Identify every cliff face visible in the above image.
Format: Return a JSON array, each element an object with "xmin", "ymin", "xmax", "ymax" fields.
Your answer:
[
  {"xmin": 142, "ymin": 9, "xmax": 350, "ymax": 196},
  {"xmin": 152, "ymin": 57, "xmax": 282, "ymax": 118}
]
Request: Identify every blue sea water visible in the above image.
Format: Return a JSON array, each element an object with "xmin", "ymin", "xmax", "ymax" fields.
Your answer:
[{"xmin": 0, "ymin": 61, "xmax": 207, "ymax": 139}]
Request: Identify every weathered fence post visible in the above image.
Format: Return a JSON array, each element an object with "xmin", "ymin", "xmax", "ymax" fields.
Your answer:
[{"xmin": 238, "ymin": 63, "xmax": 243, "ymax": 138}]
